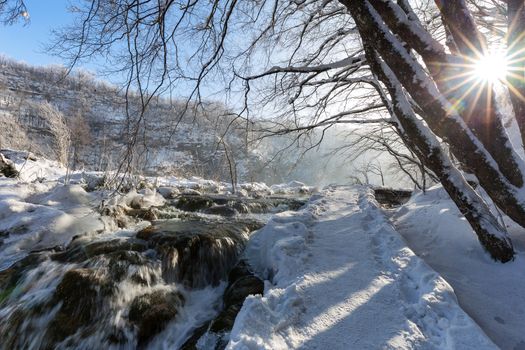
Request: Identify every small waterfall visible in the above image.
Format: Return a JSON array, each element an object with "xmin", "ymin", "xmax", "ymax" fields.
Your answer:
[{"xmin": 0, "ymin": 193, "xmax": 305, "ymax": 349}]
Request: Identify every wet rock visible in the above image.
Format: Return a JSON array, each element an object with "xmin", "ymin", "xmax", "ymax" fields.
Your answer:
[
  {"xmin": 0, "ymin": 252, "xmax": 48, "ymax": 295},
  {"xmin": 210, "ymin": 304, "xmax": 243, "ymax": 333},
  {"xmin": 107, "ymin": 250, "xmax": 148, "ymax": 282},
  {"xmin": 0, "ymin": 153, "xmax": 18, "ymax": 178},
  {"xmin": 125, "ymin": 207, "xmax": 159, "ymax": 221},
  {"xmin": 83, "ymin": 174, "xmax": 107, "ymax": 192},
  {"xmin": 180, "ymin": 323, "xmax": 209, "ymax": 350},
  {"xmin": 243, "ymin": 201, "xmax": 270, "ymax": 214},
  {"xmin": 52, "ymin": 238, "xmax": 147, "ymax": 263},
  {"xmin": 176, "ymin": 195, "xmax": 214, "ymax": 212},
  {"xmin": 157, "ymin": 186, "xmax": 180, "ymax": 199},
  {"xmin": 47, "ymin": 268, "xmax": 113, "ymax": 343},
  {"xmin": 181, "ymin": 188, "xmax": 202, "ymax": 196},
  {"xmin": 136, "ymin": 225, "xmax": 158, "ymax": 241},
  {"xmin": 223, "ymin": 275, "xmax": 264, "ymax": 307},
  {"xmin": 182, "ymin": 260, "xmax": 264, "ymax": 349},
  {"xmin": 227, "ymin": 259, "xmax": 253, "ymax": 284},
  {"xmin": 204, "ymin": 205, "xmax": 237, "ymax": 217},
  {"xmin": 2, "ymin": 308, "xmax": 30, "ymax": 349},
  {"xmin": 128, "ymin": 290, "xmax": 185, "ymax": 346},
  {"xmin": 208, "ymin": 271, "xmax": 264, "ymax": 339},
  {"xmin": 138, "ymin": 220, "xmax": 251, "ymax": 288},
  {"xmin": 100, "ymin": 205, "xmax": 137, "ymax": 228},
  {"xmin": 85, "ymin": 238, "xmax": 148, "ymax": 257},
  {"xmin": 232, "ymin": 201, "xmax": 250, "ymax": 214},
  {"xmin": 373, "ymin": 187, "xmax": 412, "ymax": 208},
  {"xmin": 0, "ymin": 224, "xmax": 29, "ymax": 237},
  {"xmin": 174, "ymin": 193, "xmax": 306, "ymax": 216},
  {"xmin": 106, "ymin": 328, "xmax": 128, "ymax": 345}
]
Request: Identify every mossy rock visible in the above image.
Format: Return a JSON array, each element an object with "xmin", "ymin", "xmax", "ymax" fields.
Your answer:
[
  {"xmin": 203, "ymin": 205, "xmax": 237, "ymax": 217},
  {"xmin": 47, "ymin": 268, "xmax": 113, "ymax": 343},
  {"xmin": 175, "ymin": 195, "xmax": 214, "ymax": 212},
  {"xmin": 52, "ymin": 238, "xmax": 147, "ymax": 263},
  {"xmin": 209, "ymin": 303, "xmax": 243, "ymax": 333},
  {"xmin": 223, "ymin": 275, "xmax": 264, "ymax": 307},
  {"xmin": 128, "ymin": 290, "xmax": 185, "ymax": 346}
]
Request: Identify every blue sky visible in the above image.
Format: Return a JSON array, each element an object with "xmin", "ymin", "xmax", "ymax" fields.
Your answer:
[{"xmin": 1, "ymin": 0, "xmax": 94, "ymax": 68}]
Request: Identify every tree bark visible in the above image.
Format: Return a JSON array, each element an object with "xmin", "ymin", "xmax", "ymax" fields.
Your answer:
[
  {"xmin": 367, "ymin": 0, "xmax": 523, "ymax": 188},
  {"xmin": 341, "ymin": 0, "xmax": 525, "ymax": 231},
  {"xmin": 363, "ymin": 43, "xmax": 514, "ymax": 262},
  {"xmin": 507, "ymin": 0, "xmax": 525, "ymax": 147}
]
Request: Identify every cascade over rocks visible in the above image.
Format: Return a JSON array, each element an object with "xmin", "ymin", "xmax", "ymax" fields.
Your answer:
[
  {"xmin": 47, "ymin": 268, "xmax": 114, "ymax": 344},
  {"xmin": 0, "ymin": 188, "xmax": 303, "ymax": 349},
  {"xmin": 128, "ymin": 289, "xmax": 185, "ymax": 346},
  {"xmin": 181, "ymin": 259, "xmax": 264, "ymax": 350},
  {"xmin": 137, "ymin": 220, "xmax": 257, "ymax": 288}
]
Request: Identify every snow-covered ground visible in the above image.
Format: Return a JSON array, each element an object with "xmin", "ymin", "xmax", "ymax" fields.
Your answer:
[
  {"xmin": 0, "ymin": 150, "xmax": 315, "ymax": 272},
  {"xmin": 3, "ymin": 151, "xmax": 524, "ymax": 349},
  {"xmin": 228, "ymin": 186, "xmax": 496, "ymax": 349},
  {"xmin": 394, "ymin": 185, "xmax": 525, "ymax": 349}
]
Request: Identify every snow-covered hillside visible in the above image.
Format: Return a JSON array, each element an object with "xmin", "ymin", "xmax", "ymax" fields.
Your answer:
[
  {"xmin": 0, "ymin": 57, "xmax": 264, "ymax": 181},
  {"xmin": 0, "ymin": 57, "xmax": 421, "ymax": 188}
]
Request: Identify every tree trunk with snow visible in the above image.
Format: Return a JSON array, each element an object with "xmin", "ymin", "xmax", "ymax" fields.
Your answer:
[
  {"xmin": 364, "ymin": 44, "xmax": 514, "ymax": 262},
  {"xmin": 343, "ymin": 0, "xmax": 522, "ymax": 261}
]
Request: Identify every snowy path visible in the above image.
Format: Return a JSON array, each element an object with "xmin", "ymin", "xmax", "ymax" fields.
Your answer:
[{"xmin": 227, "ymin": 186, "xmax": 496, "ymax": 349}]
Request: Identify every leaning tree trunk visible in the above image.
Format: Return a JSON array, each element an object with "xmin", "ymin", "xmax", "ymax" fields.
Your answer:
[
  {"xmin": 342, "ymin": 0, "xmax": 525, "ymax": 236},
  {"xmin": 366, "ymin": 45, "xmax": 514, "ymax": 262},
  {"xmin": 343, "ymin": 0, "xmax": 516, "ymax": 261},
  {"xmin": 507, "ymin": 0, "xmax": 525, "ymax": 146}
]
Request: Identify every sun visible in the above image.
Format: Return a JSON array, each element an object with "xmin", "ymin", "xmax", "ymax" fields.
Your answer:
[{"xmin": 473, "ymin": 52, "xmax": 508, "ymax": 83}]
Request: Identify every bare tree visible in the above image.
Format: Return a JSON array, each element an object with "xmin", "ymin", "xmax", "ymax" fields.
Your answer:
[
  {"xmin": 0, "ymin": 0, "xmax": 27, "ymax": 25},
  {"xmin": 68, "ymin": 111, "xmax": 91, "ymax": 170},
  {"xmin": 38, "ymin": 102, "xmax": 70, "ymax": 165},
  {"xmin": 1, "ymin": 0, "xmax": 515, "ymax": 261}
]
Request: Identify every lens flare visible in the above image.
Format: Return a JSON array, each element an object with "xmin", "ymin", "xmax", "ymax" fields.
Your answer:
[{"xmin": 473, "ymin": 52, "xmax": 508, "ymax": 83}]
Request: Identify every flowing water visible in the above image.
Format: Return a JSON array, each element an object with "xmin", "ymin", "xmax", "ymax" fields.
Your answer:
[{"xmin": 0, "ymin": 192, "xmax": 306, "ymax": 350}]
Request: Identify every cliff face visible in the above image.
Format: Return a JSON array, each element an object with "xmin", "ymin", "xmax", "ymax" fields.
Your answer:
[{"xmin": 0, "ymin": 57, "xmax": 261, "ymax": 181}]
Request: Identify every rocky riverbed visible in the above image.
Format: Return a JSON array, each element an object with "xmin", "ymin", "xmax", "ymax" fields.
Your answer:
[{"xmin": 0, "ymin": 184, "xmax": 308, "ymax": 350}]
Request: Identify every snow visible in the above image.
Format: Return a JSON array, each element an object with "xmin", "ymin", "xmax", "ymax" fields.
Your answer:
[
  {"xmin": 228, "ymin": 186, "xmax": 496, "ymax": 349},
  {"xmin": 3, "ymin": 151, "xmax": 518, "ymax": 349},
  {"xmin": 394, "ymin": 185, "xmax": 525, "ymax": 349},
  {"xmin": 0, "ymin": 151, "xmax": 316, "ymax": 272},
  {"xmin": 2, "ymin": 149, "xmax": 67, "ymax": 182},
  {"xmin": 0, "ymin": 181, "xmax": 108, "ymax": 270}
]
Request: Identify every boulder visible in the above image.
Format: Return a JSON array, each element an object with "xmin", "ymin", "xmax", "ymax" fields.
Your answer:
[
  {"xmin": 137, "ymin": 220, "xmax": 251, "ymax": 288},
  {"xmin": 47, "ymin": 268, "xmax": 113, "ymax": 343},
  {"xmin": 128, "ymin": 290, "xmax": 185, "ymax": 345},
  {"xmin": 0, "ymin": 153, "xmax": 18, "ymax": 178},
  {"xmin": 176, "ymin": 195, "xmax": 213, "ymax": 212},
  {"xmin": 203, "ymin": 205, "xmax": 237, "ymax": 217},
  {"xmin": 157, "ymin": 186, "xmax": 180, "ymax": 199},
  {"xmin": 223, "ymin": 275, "xmax": 264, "ymax": 307}
]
